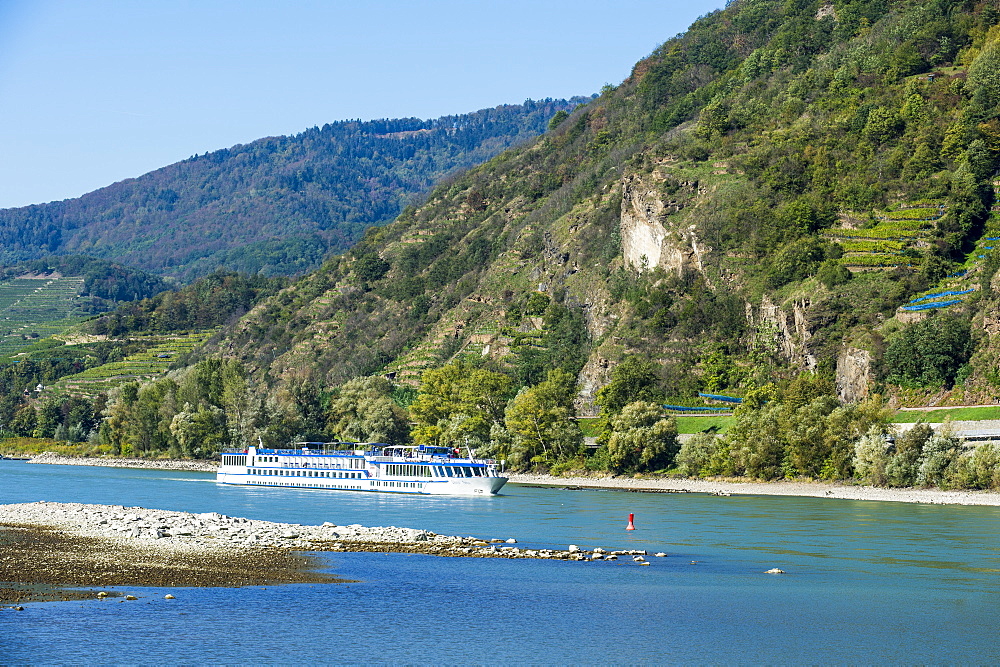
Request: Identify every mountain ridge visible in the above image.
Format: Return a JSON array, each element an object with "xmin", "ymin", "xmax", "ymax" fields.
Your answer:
[{"xmin": 0, "ymin": 98, "xmax": 586, "ymax": 282}]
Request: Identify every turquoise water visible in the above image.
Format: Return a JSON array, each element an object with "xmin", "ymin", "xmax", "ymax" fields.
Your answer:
[{"xmin": 2, "ymin": 460, "xmax": 1000, "ymax": 663}]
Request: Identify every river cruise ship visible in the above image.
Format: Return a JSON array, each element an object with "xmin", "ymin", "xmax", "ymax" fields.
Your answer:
[{"xmin": 217, "ymin": 442, "xmax": 507, "ymax": 496}]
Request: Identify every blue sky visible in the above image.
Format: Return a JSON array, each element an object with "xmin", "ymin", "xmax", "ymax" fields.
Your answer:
[{"xmin": 0, "ymin": 0, "xmax": 723, "ymax": 209}]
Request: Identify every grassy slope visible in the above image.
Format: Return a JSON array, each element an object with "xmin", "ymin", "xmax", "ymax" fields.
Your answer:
[{"xmin": 891, "ymin": 405, "xmax": 1000, "ymax": 422}]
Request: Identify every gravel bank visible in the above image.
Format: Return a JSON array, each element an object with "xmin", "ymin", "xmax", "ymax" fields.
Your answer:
[
  {"xmin": 509, "ymin": 474, "xmax": 1000, "ymax": 506},
  {"xmin": 0, "ymin": 501, "xmax": 627, "ymax": 603},
  {"xmin": 27, "ymin": 452, "xmax": 217, "ymax": 472}
]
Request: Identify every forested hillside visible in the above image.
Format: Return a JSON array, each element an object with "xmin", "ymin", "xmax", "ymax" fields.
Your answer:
[
  {"xmin": 0, "ymin": 99, "xmax": 584, "ymax": 281},
  {"xmin": 9, "ymin": 0, "xmax": 1000, "ymax": 489}
]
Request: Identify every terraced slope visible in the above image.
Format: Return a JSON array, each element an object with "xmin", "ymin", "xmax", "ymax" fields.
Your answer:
[
  {"xmin": 54, "ymin": 330, "xmax": 215, "ymax": 397},
  {"xmin": 0, "ymin": 276, "xmax": 89, "ymax": 357}
]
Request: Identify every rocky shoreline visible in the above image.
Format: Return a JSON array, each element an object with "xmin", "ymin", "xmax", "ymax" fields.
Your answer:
[
  {"xmin": 509, "ymin": 474, "xmax": 1000, "ymax": 506},
  {"xmin": 0, "ymin": 501, "xmax": 633, "ymax": 604},
  {"xmin": 25, "ymin": 452, "xmax": 217, "ymax": 472}
]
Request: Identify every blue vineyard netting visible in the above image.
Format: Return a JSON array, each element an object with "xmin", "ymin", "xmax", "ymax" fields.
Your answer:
[
  {"xmin": 698, "ymin": 392, "xmax": 744, "ymax": 404},
  {"xmin": 663, "ymin": 405, "xmax": 733, "ymax": 412},
  {"xmin": 909, "ymin": 288, "xmax": 975, "ymax": 304},
  {"xmin": 901, "ymin": 299, "xmax": 961, "ymax": 311},
  {"xmin": 947, "ymin": 269, "xmax": 967, "ymax": 278}
]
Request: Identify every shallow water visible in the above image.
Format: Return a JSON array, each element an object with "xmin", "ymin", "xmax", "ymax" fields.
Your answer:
[{"xmin": 2, "ymin": 460, "xmax": 1000, "ymax": 663}]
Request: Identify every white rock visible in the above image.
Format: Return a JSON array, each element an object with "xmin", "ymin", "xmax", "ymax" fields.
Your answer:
[
  {"xmin": 568, "ymin": 544, "xmax": 580, "ymax": 553},
  {"xmin": 505, "ymin": 538, "xmax": 517, "ymax": 544}
]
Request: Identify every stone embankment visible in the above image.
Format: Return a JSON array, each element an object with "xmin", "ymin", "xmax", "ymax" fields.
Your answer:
[{"xmin": 27, "ymin": 452, "xmax": 217, "ymax": 472}]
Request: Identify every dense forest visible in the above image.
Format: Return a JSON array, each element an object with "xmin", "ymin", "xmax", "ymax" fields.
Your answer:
[
  {"xmin": 5, "ymin": 0, "xmax": 1000, "ymax": 491},
  {"xmin": 0, "ymin": 99, "xmax": 586, "ymax": 281}
]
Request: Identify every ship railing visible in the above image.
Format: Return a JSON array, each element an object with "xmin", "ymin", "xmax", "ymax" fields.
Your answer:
[{"xmin": 367, "ymin": 454, "xmax": 498, "ymax": 465}]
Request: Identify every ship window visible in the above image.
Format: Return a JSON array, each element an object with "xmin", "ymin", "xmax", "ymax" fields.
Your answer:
[{"xmin": 464, "ymin": 467, "xmax": 473, "ymax": 477}]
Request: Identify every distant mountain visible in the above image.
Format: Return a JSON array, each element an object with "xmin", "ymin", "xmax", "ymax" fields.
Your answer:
[{"xmin": 0, "ymin": 99, "xmax": 586, "ymax": 281}]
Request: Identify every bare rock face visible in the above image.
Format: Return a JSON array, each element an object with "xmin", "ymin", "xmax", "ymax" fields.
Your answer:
[
  {"xmin": 751, "ymin": 296, "xmax": 817, "ymax": 370},
  {"xmin": 619, "ymin": 174, "xmax": 707, "ymax": 276},
  {"xmin": 896, "ymin": 308, "xmax": 929, "ymax": 324},
  {"xmin": 837, "ymin": 347, "xmax": 873, "ymax": 403},
  {"xmin": 982, "ymin": 310, "xmax": 1000, "ymax": 337},
  {"xmin": 575, "ymin": 354, "xmax": 612, "ymax": 416}
]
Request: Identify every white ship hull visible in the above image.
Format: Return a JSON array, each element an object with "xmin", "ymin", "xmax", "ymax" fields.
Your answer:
[{"xmin": 217, "ymin": 444, "xmax": 507, "ymax": 496}]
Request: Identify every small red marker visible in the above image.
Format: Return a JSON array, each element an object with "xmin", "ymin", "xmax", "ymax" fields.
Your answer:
[{"xmin": 626, "ymin": 513, "xmax": 636, "ymax": 530}]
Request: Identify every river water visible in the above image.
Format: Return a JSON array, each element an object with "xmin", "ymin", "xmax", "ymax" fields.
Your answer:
[{"xmin": 2, "ymin": 460, "xmax": 1000, "ymax": 663}]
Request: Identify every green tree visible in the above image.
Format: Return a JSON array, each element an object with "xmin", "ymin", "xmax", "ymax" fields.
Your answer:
[
  {"xmin": 32, "ymin": 399, "xmax": 61, "ymax": 439},
  {"xmin": 169, "ymin": 403, "xmax": 226, "ymax": 457},
  {"xmin": 884, "ymin": 423, "xmax": 932, "ymax": 486},
  {"xmin": 595, "ymin": 357, "xmax": 660, "ymax": 416},
  {"xmin": 967, "ymin": 37, "xmax": 1000, "ymax": 105},
  {"xmin": 674, "ymin": 432, "xmax": 719, "ymax": 477},
  {"xmin": 604, "ymin": 401, "xmax": 678, "ymax": 473},
  {"xmin": 410, "ymin": 362, "xmax": 514, "ymax": 446},
  {"xmin": 326, "ymin": 376, "xmax": 409, "ymax": 444},
  {"xmin": 503, "ymin": 368, "xmax": 581, "ymax": 467},
  {"xmin": 221, "ymin": 359, "xmax": 260, "ymax": 449},
  {"xmin": 853, "ymin": 426, "xmax": 892, "ymax": 486},
  {"xmin": 548, "ymin": 109, "xmax": 569, "ymax": 130}
]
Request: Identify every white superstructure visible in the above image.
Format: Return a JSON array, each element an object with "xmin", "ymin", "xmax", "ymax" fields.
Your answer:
[{"xmin": 217, "ymin": 443, "xmax": 507, "ymax": 496}]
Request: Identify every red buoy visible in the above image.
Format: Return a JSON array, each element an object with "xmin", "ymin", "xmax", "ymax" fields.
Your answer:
[{"xmin": 626, "ymin": 513, "xmax": 636, "ymax": 530}]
